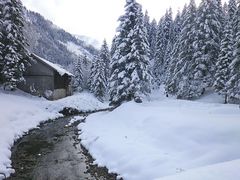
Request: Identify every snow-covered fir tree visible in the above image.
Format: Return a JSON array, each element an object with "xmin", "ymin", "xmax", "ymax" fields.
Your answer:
[
  {"xmin": 109, "ymin": 0, "xmax": 152, "ymax": 105},
  {"xmin": 171, "ymin": 10, "xmax": 182, "ymax": 42},
  {"xmin": 81, "ymin": 54, "xmax": 91, "ymax": 90},
  {"xmin": 228, "ymin": 0, "xmax": 237, "ymax": 20},
  {"xmin": 223, "ymin": 2, "xmax": 228, "ymax": 17},
  {"xmin": 164, "ymin": 40, "xmax": 181, "ymax": 95},
  {"xmin": 148, "ymin": 19, "xmax": 157, "ymax": 64},
  {"xmin": 191, "ymin": 0, "xmax": 222, "ymax": 97},
  {"xmin": 0, "ymin": 1, "xmax": 4, "ymax": 83},
  {"xmin": 214, "ymin": 16, "xmax": 233, "ymax": 103},
  {"xmin": 89, "ymin": 55, "xmax": 107, "ymax": 101},
  {"xmin": 73, "ymin": 56, "xmax": 84, "ymax": 92},
  {"xmin": 110, "ymin": 35, "xmax": 118, "ymax": 57},
  {"xmin": 216, "ymin": 0, "xmax": 224, "ymax": 35},
  {"xmin": 1, "ymin": 0, "xmax": 31, "ymax": 90},
  {"xmin": 99, "ymin": 40, "xmax": 111, "ymax": 81},
  {"xmin": 164, "ymin": 5, "xmax": 188, "ymax": 95},
  {"xmin": 163, "ymin": 10, "xmax": 182, "ymax": 85},
  {"xmin": 170, "ymin": 0, "xmax": 197, "ymax": 99},
  {"xmin": 131, "ymin": 4, "xmax": 152, "ymax": 99},
  {"xmin": 228, "ymin": 0, "xmax": 237, "ymax": 40},
  {"xmin": 144, "ymin": 10, "xmax": 151, "ymax": 40},
  {"xmin": 226, "ymin": 3, "xmax": 240, "ymax": 101},
  {"xmin": 154, "ymin": 9, "xmax": 173, "ymax": 87},
  {"xmin": 152, "ymin": 18, "xmax": 164, "ymax": 87}
]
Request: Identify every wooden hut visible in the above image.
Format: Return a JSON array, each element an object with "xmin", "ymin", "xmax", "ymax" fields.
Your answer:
[{"xmin": 18, "ymin": 54, "xmax": 74, "ymax": 100}]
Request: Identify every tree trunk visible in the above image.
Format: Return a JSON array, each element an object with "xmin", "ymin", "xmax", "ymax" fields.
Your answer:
[{"xmin": 224, "ymin": 94, "xmax": 228, "ymax": 104}]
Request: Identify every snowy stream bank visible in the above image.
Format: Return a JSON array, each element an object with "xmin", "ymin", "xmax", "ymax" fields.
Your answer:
[
  {"xmin": 0, "ymin": 90, "xmax": 108, "ymax": 179},
  {"xmin": 7, "ymin": 116, "xmax": 118, "ymax": 180}
]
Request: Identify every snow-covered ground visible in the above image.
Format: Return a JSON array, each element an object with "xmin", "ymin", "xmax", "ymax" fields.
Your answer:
[
  {"xmin": 0, "ymin": 90, "xmax": 107, "ymax": 179},
  {"xmin": 79, "ymin": 90, "xmax": 240, "ymax": 180}
]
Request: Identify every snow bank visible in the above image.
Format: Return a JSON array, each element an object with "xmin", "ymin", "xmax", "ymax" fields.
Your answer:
[
  {"xmin": 0, "ymin": 90, "xmax": 107, "ymax": 179},
  {"xmin": 48, "ymin": 91, "xmax": 108, "ymax": 112},
  {"xmin": 79, "ymin": 97, "xmax": 240, "ymax": 180},
  {"xmin": 156, "ymin": 159, "xmax": 240, "ymax": 180}
]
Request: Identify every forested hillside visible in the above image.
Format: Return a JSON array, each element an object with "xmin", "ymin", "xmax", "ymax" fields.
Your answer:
[{"xmin": 23, "ymin": 10, "xmax": 98, "ymax": 68}]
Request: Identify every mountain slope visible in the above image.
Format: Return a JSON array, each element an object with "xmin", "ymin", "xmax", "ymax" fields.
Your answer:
[{"xmin": 23, "ymin": 10, "xmax": 98, "ymax": 70}]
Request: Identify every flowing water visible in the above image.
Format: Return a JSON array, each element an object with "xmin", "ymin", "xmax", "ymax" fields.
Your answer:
[{"xmin": 7, "ymin": 116, "xmax": 118, "ymax": 180}]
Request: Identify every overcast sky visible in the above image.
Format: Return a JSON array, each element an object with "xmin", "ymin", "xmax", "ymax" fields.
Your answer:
[{"xmin": 22, "ymin": 0, "xmax": 228, "ymax": 45}]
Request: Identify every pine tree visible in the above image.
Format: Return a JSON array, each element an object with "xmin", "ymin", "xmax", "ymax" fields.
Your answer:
[
  {"xmin": 163, "ymin": 10, "xmax": 182, "ymax": 85},
  {"xmin": 191, "ymin": 0, "xmax": 222, "ymax": 97},
  {"xmin": 131, "ymin": 5, "xmax": 152, "ymax": 99},
  {"xmin": 216, "ymin": 0, "xmax": 224, "ymax": 34},
  {"xmin": 228, "ymin": 0, "xmax": 237, "ymax": 40},
  {"xmin": 226, "ymin": 3, "xmax": 240, "ymax": 101},
  {"xmin": 81, "ymin": 54, "xmax": 91, "ymax": 90},
  {"xmin": 110, "ymin": 35, "xmax": 118, "ymax": 57},
  {"xmin": 172, "ymin": 0, "xmax": 197, "ymax": 99},
  {"xmin": 165, "ymin": 5, "xmax": 188, "ymax": 95},
  {"xmin": 223, "ymin": 2, "xmax": 228, "ymax": 17},
  {"xmin": 99, "ymin": 40, "xmax": 111, "ymax": 81},
  {"xmin": 171, "ymin": 10, "xmax": 182, "ymax": 42},
  {"xmin": 0, "ymin": 1, "xmax": 4, "ymax": 83},
  {"xmin": 154, "ymin": 9, "xmax": 173, "ymax": 87},
  {"xmin": 153, "ymin": 18, "xmax": 164, "ymax": 87},
  {"xmin": 89, "ymin": 55, "xmax": 107, "ymax": 101},
  {"xmin": 148, "ymin": 19, "xmax": 157, "ymax": 63},
  {"xmin": 73, "ymin": 56, "xmax": 84, "ymax": 92},
  {"xmin": 228, "ymin": 0, "xmax": 237, "ymax": 24},
  {"xmin": 109, "ymin": 0, "xmax": 152, "ymax": 105},
  {"xmin": 144, "ymin": 10, "xmax": 151, "ymax": 40},
  {"xmin": 214, "ymin": 18, "xmax": 233, "ymax": 103},
  {"xmin": 1, "ymin": 0, "xmax": 31, "ymax": 90}
]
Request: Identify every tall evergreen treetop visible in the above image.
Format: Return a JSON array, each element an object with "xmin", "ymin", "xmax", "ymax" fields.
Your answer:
[
  {"xmin": 99, "ymin": 39, "xmax": 111, "ymax": 80},
  {"xmin": 192, "ymin": 0, "xmax": 222, "ymax": 94},
  {"xmin": 1, "ymin": 0, "xmax": 31, "ymax": 90},
  {"xmin": 214, "ymin": 15, "xmax": 233, "ymax": 103},
  {"xmin": 89, "ymin": 55, "xmax": 107, "ymax": 101},
  {"xmin": 73, "ymin": 56, "xmax": 84, "ymax": 92},
  {"xmin": 227, "ymin": 3, "xmax": 240, "ymax": 100},
  {"xmin": 109, "ymin": 0, "xmax": 151, "ymax": 105},
  {"xmin": 154, "ymin": 9, "xmax": 173, "ymax": 87},
  {"xmin": 148, "ymin": 19, "xmax": 157, "ymax": 63},
  {"xmin": 228, "ymin": 0, "xmax": 237, "ymax": 20},
  {"xmin": 0, "ymin": 1, "xmax": 4, "ymax": 83},
  {"xmin": 171, "ymin": 0, "xmax": 198, "ymax": 99}
]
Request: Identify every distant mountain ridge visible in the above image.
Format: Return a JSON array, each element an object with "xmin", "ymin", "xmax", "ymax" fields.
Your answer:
[{"xmin": 23, "ymin": 10, "xmax": 98, "ymax": 71}]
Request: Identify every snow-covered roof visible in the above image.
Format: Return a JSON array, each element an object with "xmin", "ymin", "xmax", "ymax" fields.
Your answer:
[{"xmin": 32, "ymin": 54, "xmax": 74, "ymax": 77}]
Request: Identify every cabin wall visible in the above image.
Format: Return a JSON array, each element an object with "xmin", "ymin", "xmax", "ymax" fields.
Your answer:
[
  {"xmin": 52, "ymin": 73, "xmax": 73, "ymax": 100},
  {"xmin": 54, "ymin": 73, "xmax": 72, "ymax": 89},
  {"xmin": 18, "ymin": 56, "xmax": 73, "ymax": 100},
  {"xmin": 18, "ymin": 59, "xmax": 55, "ymax": 99},
  {"xmin": 18, "ymin": 76, "xmax": 55, "ymax": 98}
]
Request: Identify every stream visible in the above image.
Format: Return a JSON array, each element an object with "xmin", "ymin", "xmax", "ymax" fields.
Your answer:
[{"xmin": 7, "ymin": 115, "xmax": 119, "ymax": 180}]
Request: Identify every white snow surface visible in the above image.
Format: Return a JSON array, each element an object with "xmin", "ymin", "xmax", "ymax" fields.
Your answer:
[
  {"xmin": 0, "ymin": 90, "xmax": 107, "ymax": 179},
  {"xmin": 156, "ymin": 159, "xmax": 240, "ymax": 180},
  {"xmin": 79, "ymin": 89, "xmax": 240, "ymax": 180}
]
